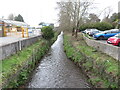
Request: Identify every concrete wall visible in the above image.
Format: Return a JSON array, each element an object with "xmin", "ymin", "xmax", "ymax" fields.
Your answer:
[
  {"xmin": 83, "ymin": 34, "xmax": 120, "ymax": 60},
  {"xmin": 0, "ymin": 35, "xmax": 42, "ymax": 60}
]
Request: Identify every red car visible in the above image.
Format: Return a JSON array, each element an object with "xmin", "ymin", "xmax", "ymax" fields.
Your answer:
[{"xmin": 107, "ymin": 33, "xmax": 120, "ymax": 47}]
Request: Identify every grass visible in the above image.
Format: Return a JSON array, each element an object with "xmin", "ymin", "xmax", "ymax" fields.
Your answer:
[
  {"xmin": 76, "ymin": 34, "xmax": 118, "ymax": 76},
  {"xmin": 2, "ymin": 40, "xmax": 49, "ymax": 86},
  {"xmin": 63, "ymin": 32, "xmax": 119, "ymax": 88},
  {"xmin": 2, "ymin": 31, "xmax": 60, "ymax": 88},
  {"xmin": 84, "ymin": 33, "xmax": 94, "ymax": 40}
]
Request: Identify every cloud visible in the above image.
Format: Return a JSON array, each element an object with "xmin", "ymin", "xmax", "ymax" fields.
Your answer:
[{"xmin": 0, "ymin": 0, "xmax": 119, "ymax": 26}]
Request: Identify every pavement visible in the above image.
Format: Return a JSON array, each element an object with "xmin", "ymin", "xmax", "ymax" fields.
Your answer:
[
  {"xmin": 0, "ymin": 37, "xmax": 26, "ymax": 46},
  {"xmin": 97, "ymin": 40, "xmax": 107, "ymax": 44},
  {"xmin": 0, "ymin": 33, "xmax": 41, "ymax": 46}
]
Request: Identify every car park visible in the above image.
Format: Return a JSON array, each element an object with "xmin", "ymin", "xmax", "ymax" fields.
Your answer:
[
  {"xmin": 93, "ymin": 29, "xmax": 120, "ymax": 40},
  {"xmin": 107, "ymin": 33, "xmax": 120, "ymax": 46}
]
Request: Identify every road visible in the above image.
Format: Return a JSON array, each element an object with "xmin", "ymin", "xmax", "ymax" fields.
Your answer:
[{"xmin": 27, "ymin": 32, "xmax": 90, "ymax": 88}]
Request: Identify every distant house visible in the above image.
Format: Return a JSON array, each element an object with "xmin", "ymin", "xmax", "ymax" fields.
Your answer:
[
  {"xmin": 0, "ymin": 19, "xmax": 29, "ymax": 37},
  {"xmin": 38, "ymin": 22, "xmax": 54, "ymax": 28}
]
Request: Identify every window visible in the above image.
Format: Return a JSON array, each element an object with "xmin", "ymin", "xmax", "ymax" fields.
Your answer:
[{"xmin": 111, "ymin": 31, "xmax": 119, "ymax": 33}]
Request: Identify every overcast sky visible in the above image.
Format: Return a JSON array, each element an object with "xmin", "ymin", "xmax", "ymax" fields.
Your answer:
[{"xmin": 0, "ymin": 0, "xmax": 119, "ymax": 26}]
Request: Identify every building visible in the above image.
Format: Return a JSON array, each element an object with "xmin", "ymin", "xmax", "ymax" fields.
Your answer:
[
  {"xmin": 0, "ymin": 19, "xmax": 29, "ymax": 37},
  {"xmin": 38, "ymin": 22, "xmax": 54, "ymax": 28}
]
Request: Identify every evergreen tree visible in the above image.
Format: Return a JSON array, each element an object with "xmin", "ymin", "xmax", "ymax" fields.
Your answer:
[{"xmin": 14, "ymin": 14, "xmax": 24, "ymax": 22}]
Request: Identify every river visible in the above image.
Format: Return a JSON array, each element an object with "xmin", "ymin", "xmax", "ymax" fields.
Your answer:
[{"xmin": 27, "ymin": 32, "xmax": 90, "ymax": 88}]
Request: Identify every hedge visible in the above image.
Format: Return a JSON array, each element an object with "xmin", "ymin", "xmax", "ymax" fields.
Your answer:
[{"xmin": 79, "ymin": 22, "xmax": 114, "ymax": 31}]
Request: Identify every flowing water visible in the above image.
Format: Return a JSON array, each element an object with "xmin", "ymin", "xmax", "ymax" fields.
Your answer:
[{"xmin": 27, "ymin": 32, "xmax": 90, "ymax": 88}]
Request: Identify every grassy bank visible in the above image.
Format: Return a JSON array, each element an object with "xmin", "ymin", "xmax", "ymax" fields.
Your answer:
[
  {"xmin": 63, "ymin": 32, "xmax": 119, "ymax": 88},
  {"xmin": 2, "ymin": 31, "xmax": 59, "ymax": 88}
]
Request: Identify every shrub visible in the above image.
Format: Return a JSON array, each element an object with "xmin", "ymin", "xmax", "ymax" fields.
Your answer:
[
  {"xmin": 95, "ymin": 22, "xmax": 113, "ymax": 31},
  {"xmin": 79, "ymin": 22, "xmax": 114, "ymax": 31},
  {"xmin": 41, "ymin": 26, "xmax": 54, "ymax": 40}
]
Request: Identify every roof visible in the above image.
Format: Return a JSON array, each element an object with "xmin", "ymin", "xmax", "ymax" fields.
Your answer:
[{"xmin": 0, "ymin": 19, "xmax": 29, "ymax": 27}]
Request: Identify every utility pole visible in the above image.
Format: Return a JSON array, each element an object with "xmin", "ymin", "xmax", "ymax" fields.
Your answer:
[
  {"xmin": 2, "ymin": 21, "xmax": 5, "ymax": 37},
  {"xmin": 22, "ymin": 27, "xmax": 24, "ymax": 38}
]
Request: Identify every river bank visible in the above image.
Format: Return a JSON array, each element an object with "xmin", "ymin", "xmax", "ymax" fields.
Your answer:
[
  {"xmin": 26, "ymin": 31, "xmax": 90, "ymax": 88},
  {"xmin": 63, "ymin": 32, "xmax": 118, "ymax": 88},
  {"xmin": 2, "ymin": 31, "xmax": 60, "ymax": 88}
]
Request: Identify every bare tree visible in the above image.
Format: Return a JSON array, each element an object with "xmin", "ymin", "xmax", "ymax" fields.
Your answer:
[
  {"xmin": 57, "ymin": 1, "xmax": 73, "ymax": 31},
  {"xmin": 57, "ymin": 0, "xmax": 94, "ymax": 34},
  {"xmin": 8, "ymin": 13, "xmax": 14, "ymax": 20},
  {"xmin": 86, "ymin": 13, "xmax": 100, "ymax": 23},
  {"xmin": 102, "ymin": 7, "xmax": 113, "ymax": 23}
]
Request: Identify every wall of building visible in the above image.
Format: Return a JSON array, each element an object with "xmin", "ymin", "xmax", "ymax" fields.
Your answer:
[{"xmin": 83, "ymin": 34, "xmax": 120, "ymax": 61}]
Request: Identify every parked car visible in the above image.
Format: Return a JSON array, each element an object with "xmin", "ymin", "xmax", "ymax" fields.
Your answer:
[
  {"xmin": 88, "ymin": 29, "xmax": 102, "ymax": 36},
  {"xmin": 107, "ymin": 33, "xmax": 120, "ymax": 46},
  {"xmin": 93, "ymin": 29, "xmax": 120, "ymax": 40},
  {"xmin": 84, "ymin": 29, "xmax": 92, "ymax": 34},
  {"xmin": 81, "ymin": 31, "xmax": 86, "ymax": 33}
]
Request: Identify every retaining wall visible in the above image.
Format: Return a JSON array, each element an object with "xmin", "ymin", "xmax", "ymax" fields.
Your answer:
[
  {"xmin": 83, "ymin": 34, "xmax": 120, "ymax": 60},
  {"xmin": 0, "ymin": 35, "xmax": 42, "ymax": 60}
]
